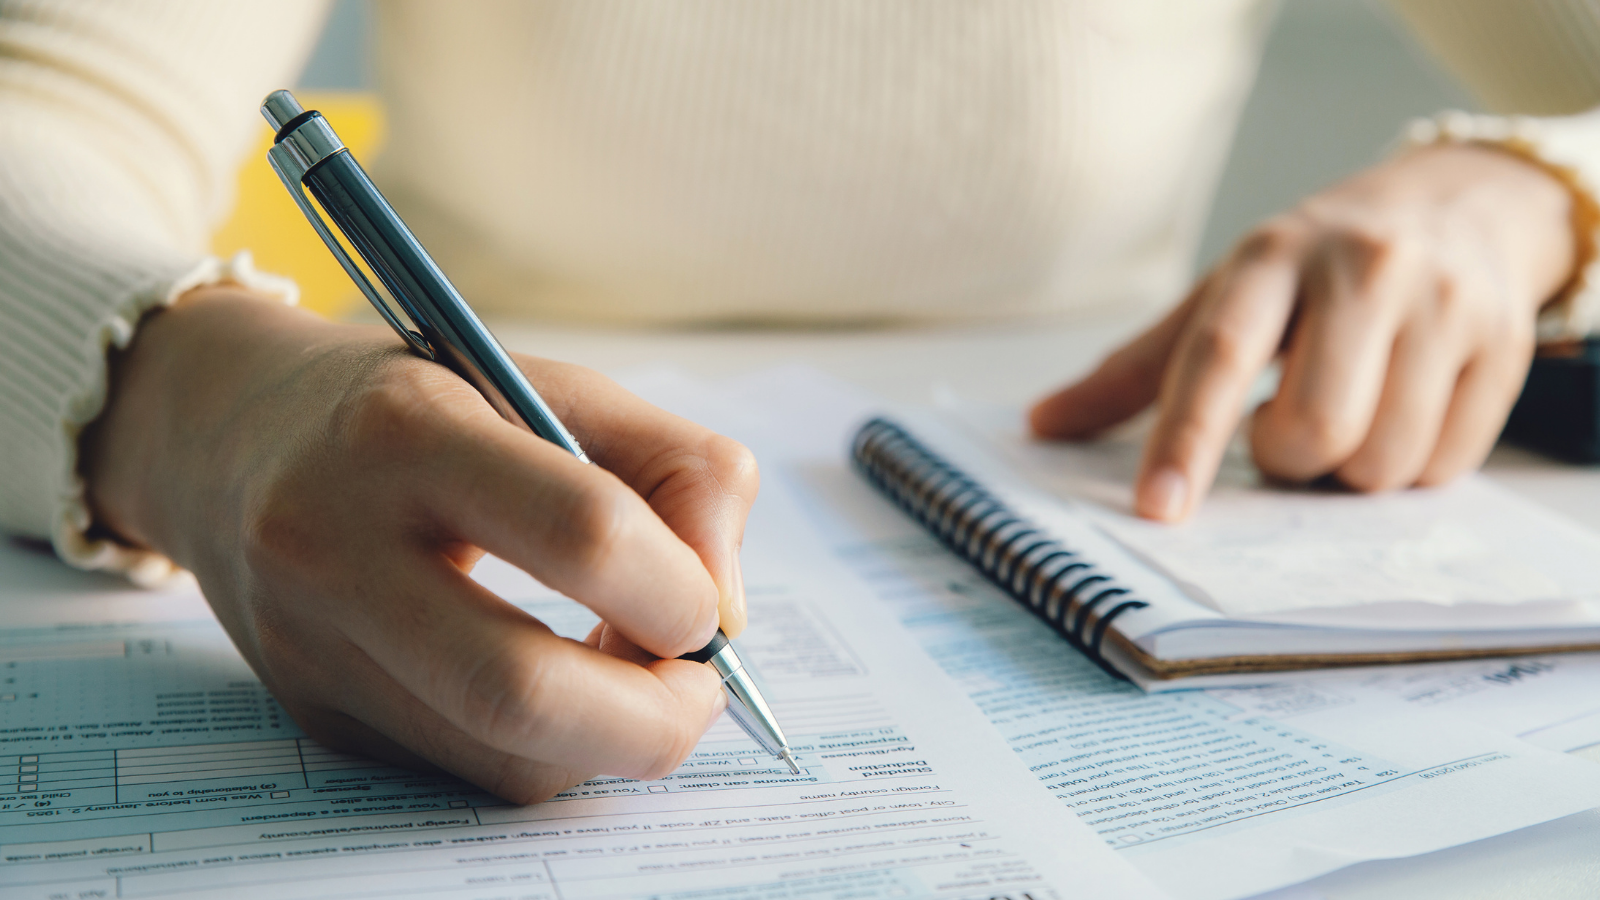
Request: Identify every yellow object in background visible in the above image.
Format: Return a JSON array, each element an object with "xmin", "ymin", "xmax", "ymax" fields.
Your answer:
[{"xmin": 211, "ymin": 92, "xmax": 385, "ymax": 320}]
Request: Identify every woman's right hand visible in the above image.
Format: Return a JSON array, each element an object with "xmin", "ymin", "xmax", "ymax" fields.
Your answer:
[{"xmin": 81, "ymin": 287, "xmax": 760, "ymax": 803}]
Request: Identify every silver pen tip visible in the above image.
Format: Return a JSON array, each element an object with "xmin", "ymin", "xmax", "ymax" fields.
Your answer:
[{"xmin": 779, "ymin": 748, "xmax": 800, "ymax": 776}]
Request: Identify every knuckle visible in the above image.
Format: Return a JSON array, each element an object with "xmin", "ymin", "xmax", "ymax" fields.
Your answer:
[
  {"xmin": 1320, "ymin": 228, "xmax": 1400, "ymax": 294},
  {"xmin": 1428, "ymin": 276, "xmax": 1467, "ymax": 322},
  {"xmin": 460, "ymin": 650, "xmax": 559, "ymax": 749},
  {"xmin": 1187, "ymin": 321, "xmax": 1252, "ymax": 374},
  {"xmin": 1329, "ymin": 222, "xmax": 1394, "ymax": 260},
  {"xmin": 241, "ymin": 484, "xmax": 325, "ymax": 574},
  {"xmin": 639, "ymin": 432, "xmax": 761, "ymax": 508},
  {"xmin": 554, "ymin": 479, "xmax": 632, "ymax": 574},
  {"xmin": 334, "ymin": 350, "xmax": 480, "ymax": 466},
  {"xmin": 341, "ymin": 366, "xmax": 437, "ymax": 458},
  {"xmin": 1233, "ymin": 219, "xmax": 1302, "ymax": 264},
  {"xmin": 241, "ymin": 354, "xmax": 449, "ymax": 578}
]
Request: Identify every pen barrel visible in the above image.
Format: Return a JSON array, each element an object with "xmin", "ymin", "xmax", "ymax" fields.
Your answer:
[
  {"xmin": 720, "ymin": 666, "xmax": 790, "ymax": 758},
  {"xmin": 702, "ymin": 640, "xmax": 791, "ymax": 759},
  {"xmin": 302, "ymin": 152, "xmax": 584, "ymax": 456}
]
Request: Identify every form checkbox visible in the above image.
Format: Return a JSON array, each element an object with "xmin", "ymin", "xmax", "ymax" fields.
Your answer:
[
  {"xmin": 19, "ymin": 784, "xmax": 36, "ymax": 792},
  {"xmin": 738, "ymin": 758, "xmax": 757, "ymax": 766},
  {"xmin": 19, "ymin": 765, "xmax": 37, "ymax": 772},
  {"xmin": 648, "ymin": 785, "xmax": 668, "ymax": 793},
  {"xmin": 19, "ymin": 756, "xmax": 36, "ymax": 763},
  {"xmin": 270, "ymin": 791, "xmax": 289, "ymax": 799},
  {"xmin": 449, "ymin": 800, "xmax": 468, "ymax": 808}
]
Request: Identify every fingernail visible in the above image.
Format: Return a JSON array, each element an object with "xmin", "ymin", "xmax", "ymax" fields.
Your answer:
[
  {"xmin": 727, "ymin": 563, "xmax": 747, "ymax": 634},
  {"xmin": 694, "ymin": 608, "xmax": 722, "ymax": 649},
  {"xmin": 705, "ymin": 688, "xmax": 729, "ymax": 732},
  {"xmin": 1139, "ymin": 467, "xmax": 1189, "ymax": 521}
]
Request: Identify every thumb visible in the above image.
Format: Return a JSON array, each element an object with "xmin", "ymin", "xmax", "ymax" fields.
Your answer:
[{"xmin": 1029, "ymin": 281, "xmax": 1206, "ymax": 439}]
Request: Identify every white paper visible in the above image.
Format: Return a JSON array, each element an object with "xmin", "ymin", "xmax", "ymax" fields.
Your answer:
[
  {"xmin": 1302, "ymin": 653, "xmax": 1600, "ymax": 752},
  {"xmin": 635, "ymin": 365, "xmax": 1600, "ymax": 900},
  {"xmin": 814, "ymin": 527, "xmax": 1600, "ymax": 900},
  {"xmin": 0, "ymin": 517, "xmax": 1157, "ymax": 899},
  {"xmin": 967, "ymin": 415, "xmax": 1600, "ymax": 621}
]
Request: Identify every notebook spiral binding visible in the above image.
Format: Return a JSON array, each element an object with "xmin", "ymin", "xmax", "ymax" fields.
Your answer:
[{"xmin": 851, "ymin": 417, "xmax": 1148, "ymax": 680}]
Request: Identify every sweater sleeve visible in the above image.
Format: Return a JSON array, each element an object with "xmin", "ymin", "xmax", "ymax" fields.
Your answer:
[
  {"xmin": 0, "ymin": 0, "xmax": 328, "ymax": 582},
  {"xmin": 1386, "ymin": 0, "xmax": 1600, "ymax": 340}
]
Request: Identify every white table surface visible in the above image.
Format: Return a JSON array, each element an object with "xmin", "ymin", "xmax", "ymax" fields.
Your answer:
[{"xmin": 491, "ymin": 313, "xmax": 1600, "ymax": 900}]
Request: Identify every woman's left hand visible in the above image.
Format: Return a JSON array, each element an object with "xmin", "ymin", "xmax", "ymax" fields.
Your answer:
[{"xmin": 1029, "ymin": 142, "xmax": 1578, "ymax": 521}]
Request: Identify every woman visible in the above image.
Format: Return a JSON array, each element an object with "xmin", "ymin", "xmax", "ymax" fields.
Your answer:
[{"xmin": 0, "ymin": 0, "xmax": 1594, "ymax": 801}]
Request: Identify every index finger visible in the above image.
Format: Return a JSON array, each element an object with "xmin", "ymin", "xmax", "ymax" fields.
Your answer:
[
  {"xmin": 419, "ymin": 410, "xmax": 722, "ymax": 659},
  {"xmin": 515, "ymin": 359, "xmax": 761, "ymax": 637},
  {"xmin": 1136, "ymin": 233, "xmax": 1304, "ymax": 520}
]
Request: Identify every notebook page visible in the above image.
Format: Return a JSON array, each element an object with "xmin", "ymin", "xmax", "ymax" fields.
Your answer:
[{"xmin": 950, "ymin": 403, "xmax": 1600, "ymax": 623}]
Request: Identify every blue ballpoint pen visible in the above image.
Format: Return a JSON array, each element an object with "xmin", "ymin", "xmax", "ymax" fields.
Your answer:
[{"xmin": 260, "ymin": 89, "xmax": 800, "ymax": 776}]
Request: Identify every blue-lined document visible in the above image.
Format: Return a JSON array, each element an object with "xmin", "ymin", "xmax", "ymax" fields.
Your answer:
[
  {"xmin": 628, "ymin": 364, "xmax": 1600, "ymax": 900},
  {"xmin": 0, "ymin": 537, "xmax": 1159, "ymax": 900}
]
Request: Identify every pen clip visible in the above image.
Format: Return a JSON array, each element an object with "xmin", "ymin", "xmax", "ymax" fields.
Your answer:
[{"xmin": 266, "ymin": 145, "xmax": 436, "ymax": 361}]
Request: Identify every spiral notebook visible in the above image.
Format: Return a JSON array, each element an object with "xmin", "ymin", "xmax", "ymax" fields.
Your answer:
[{"xmin": 851, "ymin": 416, "xmax": 1600, "ymax": 689}]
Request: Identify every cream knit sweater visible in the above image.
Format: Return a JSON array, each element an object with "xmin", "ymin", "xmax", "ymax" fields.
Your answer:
[{"xmin": 3, "ymin": 0, "xmax": 1600, "ymax": 576}]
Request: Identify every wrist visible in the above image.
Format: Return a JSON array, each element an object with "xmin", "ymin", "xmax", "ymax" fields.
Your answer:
[
  {"xmin": 1464, "ymin": 143, "xmax": 1585, "ymax": 310},
  {"xmin": 80, "ymin": 286, "xmax": 326, "ymax": 562},
  {"xmin": 1401, "ymin": 117, "xmax": 1589, "ymax": 317}
]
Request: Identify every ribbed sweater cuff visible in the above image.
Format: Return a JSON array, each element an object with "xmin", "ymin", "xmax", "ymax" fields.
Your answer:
[
  {"xmin": 61, "ymin": 254, "xmax": 298, "ymax": 584},
  {"xmin": 1, "ymin": 248, "xmax": 297, "ymax": 585}
]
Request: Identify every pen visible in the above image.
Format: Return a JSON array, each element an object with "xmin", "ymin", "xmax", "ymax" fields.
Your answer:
[{"xmin": 260, "ymin": 89, "xmax": 800, "ymax": 777}]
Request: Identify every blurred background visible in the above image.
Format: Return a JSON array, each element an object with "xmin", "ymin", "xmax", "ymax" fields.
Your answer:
[{"xmin": 239, "ymin": 0, "xmax": 1476, "ymax": 317}]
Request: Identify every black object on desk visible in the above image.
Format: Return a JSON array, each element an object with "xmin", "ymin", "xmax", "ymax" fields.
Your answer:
[{"xmin": 1503, "ymin": 339, "xmax": 1600, "ymax": 463}]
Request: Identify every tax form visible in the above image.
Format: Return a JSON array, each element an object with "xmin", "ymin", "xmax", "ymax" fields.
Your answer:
[
  {"xmin": 0, "ymin": 528, "xmax": 1160, "ymax": 898},
  {"xmin": 1219, "ymin": 652, "xmax": 1600, "ymax": 752},
  {"xmin": 820, "ymin": 531, "xmax": 1600, "ymax": 900},
  {"xmin": 642, "ymin": 365, "xmax": 1600, "ymax": 900}
]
